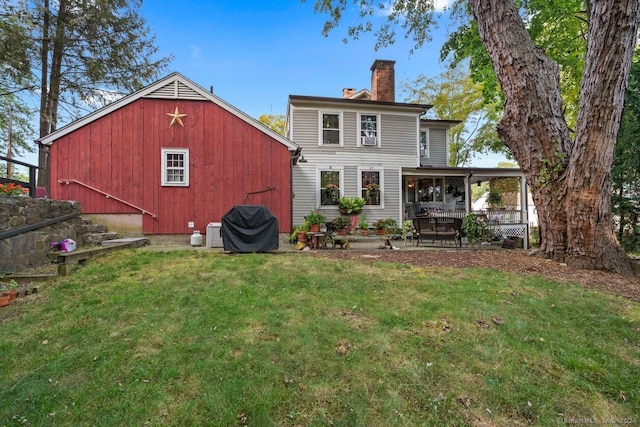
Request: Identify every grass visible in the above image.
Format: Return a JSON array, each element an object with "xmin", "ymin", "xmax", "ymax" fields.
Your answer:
[{"xmin": 0, "ymin": 249, "xmax": 638, "ymax": 426}]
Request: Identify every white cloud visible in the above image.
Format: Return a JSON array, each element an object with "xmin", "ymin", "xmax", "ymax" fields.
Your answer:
[
  {"xmin": 380, "ymin": 0, "xmax": 452, "ymax": 16},
  {"xmin": 433, "ymin": 0, "xmax": 451, "ymax": 11}
]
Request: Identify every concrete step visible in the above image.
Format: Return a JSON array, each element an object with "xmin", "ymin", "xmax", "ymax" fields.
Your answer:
[{"xmin": 101, "ymin": 237, "xmax": 150, "ymax": 248}]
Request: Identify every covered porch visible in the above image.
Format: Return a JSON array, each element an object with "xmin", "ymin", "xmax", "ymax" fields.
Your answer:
[{"xmin": 401, "ymin": 167, "xmax": 530, "ymax": 249}]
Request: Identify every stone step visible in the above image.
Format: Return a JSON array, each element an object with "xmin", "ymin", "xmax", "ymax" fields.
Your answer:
[
  {"xmin": 82, "ymin": 223, "xmax": 108, "ymax": 233},
  {"xmin": 83, "ymin": 232, "xmax": 120, "ymax": 245}
]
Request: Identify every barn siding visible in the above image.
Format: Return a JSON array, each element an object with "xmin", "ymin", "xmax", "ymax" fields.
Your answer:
[{"xmin": 49, "ymin": 98, "xmax": 293, "ymax": 234}]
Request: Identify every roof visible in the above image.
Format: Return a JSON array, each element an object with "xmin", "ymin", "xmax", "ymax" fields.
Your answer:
[
  {"xmin": 420, "ymin": 117, "xmax": 462, "ymax": 129},
  {"xmin": 38, "ymin": 72, "xmax": 299, "ymax": 151},
  {"xmin": 288, "ymin": 94, "xmax": 432, "ymax": 112}
]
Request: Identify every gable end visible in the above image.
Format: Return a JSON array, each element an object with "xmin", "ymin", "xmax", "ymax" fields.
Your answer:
[{"xmin": 144, "ymin": 80, "xmax": 208, "ymax": 101}]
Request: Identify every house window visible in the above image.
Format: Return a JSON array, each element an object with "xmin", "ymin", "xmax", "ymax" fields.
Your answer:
[
  {"xmin": 320, "ymin": 112, "xmax": 341, "ymax": 145},
  {"xmin": 161, "ymin": 148, "xmax": 189, "ymax": 186},
  {"xmin": 420, "ymin": 131, "xmax": 429, "ymax": 157},
  {"xmin": 359, "ymin": 114, "xmax": 379, "ymax": 146},
  {"xmin": 360, "ymin": 170, "xmax": 382, "ymax": 206},
  {"xmin": 417, "ymin": 177, "xmax": 443, "ymax": 202},
  {"xmin": 320, "ymin": 170, "xmax": 341, "ymax": 206}
]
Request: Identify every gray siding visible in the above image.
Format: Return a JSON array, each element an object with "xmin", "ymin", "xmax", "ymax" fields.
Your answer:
[
  {"xmin": 291, "ymin": 109, "xmax": 318, "ymax": 144},
  {"xmin": 380, "ymin": 114, "xmax": 417, "ymax": 156},
  {"xmin": 423, "ymin": 128, "xmax": 447, "ymax": 167},
  {"xmin": 289, "ymin": 105, "xmax": 420, "ymax": 227}
]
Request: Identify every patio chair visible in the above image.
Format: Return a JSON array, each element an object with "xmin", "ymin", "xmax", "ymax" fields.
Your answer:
[{"xmin": 413, "ymin": 202, "xmax": 426, "ymax": 217}]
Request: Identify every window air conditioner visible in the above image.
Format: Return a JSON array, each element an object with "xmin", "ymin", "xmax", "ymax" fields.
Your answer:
[{"xmin": 361, "ymin": 136, "xmax": 377, "ymax": 146}]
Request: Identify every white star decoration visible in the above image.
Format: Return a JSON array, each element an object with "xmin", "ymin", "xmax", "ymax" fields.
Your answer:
[{"xmin": 166, "ymin": 107, "xmax": 187, "ymax": 127}]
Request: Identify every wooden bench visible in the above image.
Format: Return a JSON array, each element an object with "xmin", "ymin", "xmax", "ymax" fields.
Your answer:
[
  {"xmin": 413, "ymin": 216, "xmax": 462, "ymax": 247},
  {"xmin": 48, "ymin": 238, "xmax": 149, "ymax": 276}
]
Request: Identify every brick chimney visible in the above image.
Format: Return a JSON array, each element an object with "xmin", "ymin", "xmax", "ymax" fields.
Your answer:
[
  {"xmin": 342, "ymin": 88, "xmax": 356, "ymax": 98},
  {"xmin": 370, "ymin": 59, "xmax": 396, "ymax": 102}
]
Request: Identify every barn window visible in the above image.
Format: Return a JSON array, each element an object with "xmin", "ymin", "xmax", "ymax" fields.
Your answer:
[{"xmin": 161, "ymin": 148, "xmax": 189, "ymax": 186}]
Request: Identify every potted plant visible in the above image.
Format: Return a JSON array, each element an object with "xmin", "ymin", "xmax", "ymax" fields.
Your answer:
[
  {"xmin": 463, "ymin": 213, "xmax": 487, "ymax": 245},
  {"xmin": 357, "ymin": 216, "xmax": 369, "ymax": 235},
  {"xmin": 0, "ymin": 279, "xmax": 19, "ymax": 304},
  {"xmin": 0, "ymin": 183, "xmax": 29, "ymax": 197},
  {"xmin": 365, "ymin": 183, "xmax": 380, "ymax": 203},
  {"xmin": 332, "ymin": 215, "xmax": 352, "ymax": 234},
  {"xmin": 373, "ymin": 219, "xmax": 387, "ymax": 235},
  {"xmin": 325, "ymin": 183, "xmax": 340, "ymax": 203},
  {"xmin": 487, "ymin": 189, "xmax": 503, "ymax": 209},
  {"xmin": 383, "ymin": 217, "xmax": 398, "ymax": 233},
  {"xmin": 338, "ymin": 196, "xmax": 366, "ymax": 215},
  {"xmin": 306, "ymin": 211, "xmax": 326, "ymax": 232},
  {"xmin": 291, "ymin": 222, "xmax": 309, "ymax": 244}
]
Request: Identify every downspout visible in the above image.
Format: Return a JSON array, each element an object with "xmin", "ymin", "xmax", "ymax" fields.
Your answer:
[{"xmin": 289, "ymin": 147, "xmax": 303, "ymax": 232}]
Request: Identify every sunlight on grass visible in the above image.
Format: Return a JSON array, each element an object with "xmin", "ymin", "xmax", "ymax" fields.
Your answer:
[{"xmin": 0, "ymin": 249, "xmax": 638, "ymax": 425}]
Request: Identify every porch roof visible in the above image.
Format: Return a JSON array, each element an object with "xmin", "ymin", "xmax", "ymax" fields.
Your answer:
[{"xmin": 403, "ymin": 166, "xmax": 525, "ymax": 185}]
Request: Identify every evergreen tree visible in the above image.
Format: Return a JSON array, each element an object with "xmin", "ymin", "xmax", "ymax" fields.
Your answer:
[{"xmin": 0, "ymin": 0, "xmax": 172, "ymax": 190}]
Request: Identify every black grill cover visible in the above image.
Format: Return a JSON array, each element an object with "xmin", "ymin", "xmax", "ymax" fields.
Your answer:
[{"xmin": 221, "ymin": 205, "xmax": 279, "ymax": 252}]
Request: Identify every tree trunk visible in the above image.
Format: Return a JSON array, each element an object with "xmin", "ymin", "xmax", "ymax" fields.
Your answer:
[
  {"xmin": 470, "ymin": 0, "xmax": 639, "ymax": 274},
  {"xmin": 37, "ymin": 0, "xmax": 68, "ymax": 192},
  {"xmin": 37, "ymin": 0, "xmax": 50, "ymax": 189}
]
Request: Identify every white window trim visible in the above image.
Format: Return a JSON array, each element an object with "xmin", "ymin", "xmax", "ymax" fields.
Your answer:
[
  {"xmin": 358, "ymin": 113, "xmax": 381, "ymax": 147},
  {"xmin": 358, "ymin": 166, "xmax": 384, "ymax": 208},
  {"xmin": 317, "ymin": 167, "xmax": 343, "ymax": 207},
  {"xmin": 161, "ymin": 148, "xmax": 190, "ymax": 187},
  {"xmin": 420, "ymin": 130, "xmax": 430, "ymax": 158},
  {"xmin": 318, "ymin": 111, "xmax": 343, "ymax": 146}
]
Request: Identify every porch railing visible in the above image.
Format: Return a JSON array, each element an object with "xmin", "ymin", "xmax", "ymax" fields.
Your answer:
[
  {"xmin": 0, "ymin": 155, "xmax": 38, "ymax": 197},
  {"xmin": 58, "ymin": 179, "xmax": 157, "ymax": 218},
  {"xmin": 425, "ymin": 209, "xmax": 523, "ymax": 224},
  {"xmin": 473, "ymin": 209, "xmax": 523, "ymax": 224}
]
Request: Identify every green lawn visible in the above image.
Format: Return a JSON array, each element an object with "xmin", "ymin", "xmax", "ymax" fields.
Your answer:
[{"xmin": 1, "ymin": 249, "xmax": 638, "ymax": 426}]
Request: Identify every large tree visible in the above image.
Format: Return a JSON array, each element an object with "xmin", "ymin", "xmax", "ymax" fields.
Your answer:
[
  {"xmin": 311, "ymin": 0, "xmax": 639, "ymax": 273},
  {"xmin": 402, "ymin": 64, "xmax": 504, "ymax": 167},
  {"xmin": 1, "ymin": 0, "xmax": 171, "ymax": 190},
  {"xmin": 613, "ymin": 50, "xmax": 640, "ymax": 252}
]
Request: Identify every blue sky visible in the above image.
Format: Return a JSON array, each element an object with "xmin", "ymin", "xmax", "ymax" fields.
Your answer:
[
  {"xmin": 19, "ymin": 0, "xmax": 508, "ymax": 167},
  {"xmin": 139, "ymin": 0, "xmax": 455, "ymax": 117}
]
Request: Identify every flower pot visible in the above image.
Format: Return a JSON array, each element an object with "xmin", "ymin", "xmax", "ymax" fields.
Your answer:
[
  {"xmin": 0, "ymin": 295, "xmax": 11, "ymax": 307},
  {"xmin": 376, "ymin": 229, "xmax": 386, "ymax": 235},
  {"xmin": 309, "ymin": 223, "xmax": 321, "ymax": 232},
  {"xmin": 2, "ymin": 290, "xmax": 17, "ymax": 301},
  {"xmin": 359, "ymin": 230, "xmax": 368, "ymax": 235},
  {"xmin": 340, "ymin": 208, "xmax": 362, "ymax": 215},
  {"xmin": 296, "ymin": 231, "xmax": 307, "ymax": 243}
]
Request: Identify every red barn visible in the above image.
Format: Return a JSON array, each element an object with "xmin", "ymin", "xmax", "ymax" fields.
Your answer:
[{"xmin": 39, "ymin": 73, "xmax": 299, "ymax": 236}]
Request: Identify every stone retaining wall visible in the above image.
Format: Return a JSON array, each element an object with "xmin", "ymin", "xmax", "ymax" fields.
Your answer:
[{"xmin": 0, "ymin": 195, "xmax": 90, "ymax": 273}]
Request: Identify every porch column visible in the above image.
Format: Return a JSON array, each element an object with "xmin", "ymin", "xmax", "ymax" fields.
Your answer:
[
  {"xmin": 463, "ymin": 175, "xmax": 471, "ymax": 213},
  {"xmin": 520, "ymin": 176, "xmax": 529, "ymax": 249}
]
